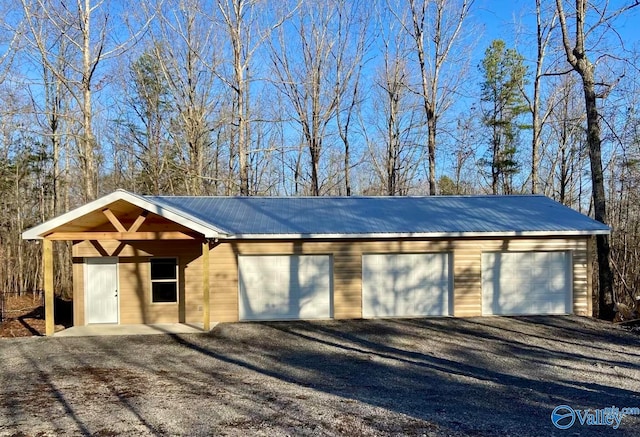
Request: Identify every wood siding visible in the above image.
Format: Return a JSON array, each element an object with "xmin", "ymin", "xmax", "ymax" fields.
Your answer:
[
  {"xmin": 73, "ymin": 240, "xmax": 204, "ymax": 325},
  {"xmin": 72, "ymin": 235, "xmax": 593, "ymax": 325}
]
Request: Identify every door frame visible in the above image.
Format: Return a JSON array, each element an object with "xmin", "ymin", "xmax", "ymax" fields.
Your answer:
[{"xmin": 84, "ymin": 257, "xmax": 120, "ymax": 324}]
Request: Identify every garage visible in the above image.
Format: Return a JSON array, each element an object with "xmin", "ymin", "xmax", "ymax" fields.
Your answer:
[
  {"xmin": 23, "ymin": 190, "xmax": 610, "ymax": 334},
  {"xmin": 362, "ymin": 253, "xmax": 451, "ymax": 317},
  {"xmin": 238, "ymin": 255, "xmax": 332, "ymax": 320},
  {"xmin": 482, "ymin": 251, "xmax": 572, "ymax": 315}
]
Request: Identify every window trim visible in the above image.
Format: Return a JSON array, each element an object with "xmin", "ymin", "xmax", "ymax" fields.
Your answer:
[{"xmin": 150, "ymin": 257, "xmax": 179, "ymax": 304}]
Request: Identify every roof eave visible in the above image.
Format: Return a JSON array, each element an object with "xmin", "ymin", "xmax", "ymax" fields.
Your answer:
[{"xmin": 218, "ymin": 229, "xmax": 610, "ymax": 240}]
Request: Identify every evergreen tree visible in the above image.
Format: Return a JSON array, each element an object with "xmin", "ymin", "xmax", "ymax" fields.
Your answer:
[
  {"xmin": 479, "ymin": 39, "xmax": 529, "ymax": 194},
  {"xmin": 121, "ymin": 48, "xmax": 176, "ymax": 195}
]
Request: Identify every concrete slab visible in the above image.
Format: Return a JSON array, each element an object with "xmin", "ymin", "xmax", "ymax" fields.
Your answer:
[{"xmin": 53, "ymin": 322, "xmax": 218, "ymax": 337}]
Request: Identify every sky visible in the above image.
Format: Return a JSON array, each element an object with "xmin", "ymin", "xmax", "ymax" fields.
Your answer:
[
  {"xmin": 6, "ymin": 0, "xmax": 640, "ymax": 194},
  {"xmin": 475, "ymin": 0, "xmax": 640, "ymax": 57},
  {"xmin": 429, "ymin": 0, "xmax": 640, "ymax": 189}
]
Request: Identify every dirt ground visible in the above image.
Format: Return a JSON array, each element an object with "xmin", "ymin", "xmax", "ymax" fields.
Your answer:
[
  {"xmin": 0, "ymin": 294, "xmax": 46, "ymax": 337},
  {"xmin": 0, "ymin": 294, "xmax": 69, "ymax": 337},
  {"xmin": 1, "ymin": 316, "xmax": 640, "ymax": 436}
]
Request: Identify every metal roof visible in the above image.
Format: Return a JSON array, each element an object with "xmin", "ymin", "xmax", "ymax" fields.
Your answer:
[{"xmin": 145, "ymin": 194, "xmax": 610, "ymax": 239}]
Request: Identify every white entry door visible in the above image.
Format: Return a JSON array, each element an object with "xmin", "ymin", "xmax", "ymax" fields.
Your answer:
[{"xmin": 85, "ymin": 258, "xmax": 119, "ymax": 324}]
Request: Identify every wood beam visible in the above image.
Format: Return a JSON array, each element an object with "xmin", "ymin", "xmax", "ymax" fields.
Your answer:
[
  {"xmin": 89, "ymin": 240, "xmax": 110, "ymax": 256},
  {"xmin": 127, "ymin": 211, "xmax": 149, "ymax": 232},
  {"xmin": 43, "ymin": 239, "xmax": 54, "ymax": 336},
  {"xmin": 202, "ymin": 240, "xmax": 210, "ymax": 332},
  {"xmin": 44, "ymin": 231, "xmax": 199, "ymax": 241},
  {"xmin": 102, "ymin": 208, "xmax": 127, "ymax": 232}
]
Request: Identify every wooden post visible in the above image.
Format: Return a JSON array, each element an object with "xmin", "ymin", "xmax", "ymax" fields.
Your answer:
[
  {"xmin": 202, "ymin": 240, "xmax": 210, "ymax": 331},
  {"xmin": 43, "ymin": 239, "xmax": 55, "ymax": 336}
]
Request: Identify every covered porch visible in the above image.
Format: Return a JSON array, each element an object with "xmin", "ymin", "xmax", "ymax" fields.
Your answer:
[{"xmin": 22, "ymin": 191, "xmax": 221, "ymax": 336}]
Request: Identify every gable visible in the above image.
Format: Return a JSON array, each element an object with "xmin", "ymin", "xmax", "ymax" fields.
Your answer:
[
  {"xmin": 47, "ymin": 201, "xmax": 197, "ymax": 235},
  {"xmin": 22, "ymin": 190, "xmax": 225, "ymax": 240}
]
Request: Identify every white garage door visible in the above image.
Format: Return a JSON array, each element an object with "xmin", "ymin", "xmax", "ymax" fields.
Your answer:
[
  {"xmin": 482, "ymin": 251, "xmax": 571, "ymax": 315},
  {"xmin": 362, "ymin": 253, "xmax": 451, "ymax": 317},
  {"xmin": 238, "ymin": 255, "xmax": 332, "ymax": 320}
]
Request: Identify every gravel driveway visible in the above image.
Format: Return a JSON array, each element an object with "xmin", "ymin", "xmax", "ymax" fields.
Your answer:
[{"xmin": 1, "ymin": 316, "xmax": 639, "ymax": 436}]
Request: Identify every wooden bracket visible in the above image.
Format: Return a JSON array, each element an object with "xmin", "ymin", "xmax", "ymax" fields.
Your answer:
[
  {"xmin": 128, "ymin": 211, "xmax": 148, "ymax": 232},
  {"xmin": 102, "ymin": 208, "xmax": 127, "ymax": 232}
]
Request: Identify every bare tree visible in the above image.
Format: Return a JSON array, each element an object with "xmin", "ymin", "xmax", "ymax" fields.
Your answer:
[
  {"xmin": 21, "ymin": 0, "xmax": 148, "ymax": 201},
  {"xmin": 449, "ymin": 109, "xmax": 479, "ymax": 194},
  {"xmin": 19, "ymin": 6, "xmax": 74, "ymax": 215},
  {"xmin": 146, "ymin": 0, "xmax": 223, "ymax": 196},
  {"xmin": 381, "ymin": 58, "xmax": 409, "ymax": 195},
  {"xmin": 543, "ymin": 75, "xmax": 586, "ymax": 206},
  {"xmin": 0, "ymin": 82, "xmax": 57, "ymax": 296},
  {"xmin": 333, "ymin": 1, "xmax": 370, "ymax": 196},
  {"xmin": 269, "ymin": 0, "xmax": 367, "ymax": 196},
  {"xmin": 366, "ymin": 15, "xmax": 424, "ymax": 196},
  {"xmin": 0, "ymin": 2, "xmax": 21, "ymax": 85},
  {"xmin": 522, "ymin": 0, "xmax": 557, "ymax": 193},
  {"xmin": 14, "ymin": 2, "xmax": 77, "ymax": 295},
  {"xmin": 213, "ymin": 0, "xmax": 297, "ymax": 195},
  {"xmin": 391, "ymin": 0, "xmax": 474, "ymax": 195},
  {"xmin": 555, "ymin": 0, "xmax": 639, "ymax": 320},
  {"xmin": 609, "ymin": 87, "xmax": 640, "ymax": 311},
  {"xmin": 213, "ymin": 0, "xmax": 265, "ymax": 195}
]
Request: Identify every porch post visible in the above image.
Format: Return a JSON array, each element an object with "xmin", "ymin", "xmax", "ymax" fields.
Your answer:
[
  {"xmin": 202, "ymin": 240, "xmax": 210, "ymax": 331},
  {"xmin": 43, "ymin": 238, "xmax": 54, "ymax": 336}
]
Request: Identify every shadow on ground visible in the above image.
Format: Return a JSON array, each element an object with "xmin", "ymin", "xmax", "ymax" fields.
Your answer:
[{"xmin": 1, "ymin": 316, "xmax": 639, "ymax": 436}]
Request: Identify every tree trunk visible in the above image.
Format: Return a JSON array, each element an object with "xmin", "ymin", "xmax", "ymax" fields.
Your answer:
[
  {"xmin": 343, "ymin": 136, "xmax": 351, "ymax": 196},
  {"xmin": 491, "ymin": 131, "xmax": 499, "ymax": 195},
  {"xmin": 310, "ymin": 141, "xmax": 320, "ymax": 196},
  {"xmin": 406, "ymin": 0, "xmax": 472, "ymax": 195},
  {"xmin": 232, "ymin": 3, "xmax": 249, "ymax": 196},
  {"xmin": 583, "ymin": 69, "xmax": 615, "ymax": 319},
  {"xmin": 219, "ymin": 0, "xmax": 250, "ymax": 195},
  {"xmin": 531, "ymin": 0, "xmax": 544, "ymax": 194},
  {"xmin": 81, "ymin": 0, "xmax": 96, "ymax": 201},
  {"xmin": 236, "ymin": 57, "xmax": 249, "ymax": 195},
  {"xmin": 415, "ymin": 31, "xmax": 436, "ymax": 196},
  {"xmin": 426, "ymin": 110, "xmax": 436, "ymax": 195},
  {"xmin": 555, "ymin": 0, "xmax": 618, "ymax": 320}
]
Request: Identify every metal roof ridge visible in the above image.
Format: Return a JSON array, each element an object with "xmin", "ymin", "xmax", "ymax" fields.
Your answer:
[{"xmin": 220, "ymin": 229, "xmax": 610, "ymax": 239}]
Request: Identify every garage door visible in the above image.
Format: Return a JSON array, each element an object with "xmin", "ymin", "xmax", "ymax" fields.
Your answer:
[
  {"xmin": 238, "ymin": 255, "xmax": 332, "ymax": 320},
  {"xmin": 362, "ymin": 253, "xmax": 451, "ymax": 317},
  {"xmin": 482, "ymin": 251, "xmax": 571, "ymax": 315}
]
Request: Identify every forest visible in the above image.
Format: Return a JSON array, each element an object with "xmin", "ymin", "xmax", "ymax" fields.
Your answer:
[{"xmin": 0, "ymin": 0, "xmax": 638, "ymax": 320}]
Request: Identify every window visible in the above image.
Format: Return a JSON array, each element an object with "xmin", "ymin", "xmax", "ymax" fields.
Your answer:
[{"xmin": 151, "ymin": 258, "xmax": 178, "ymax": 303}]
